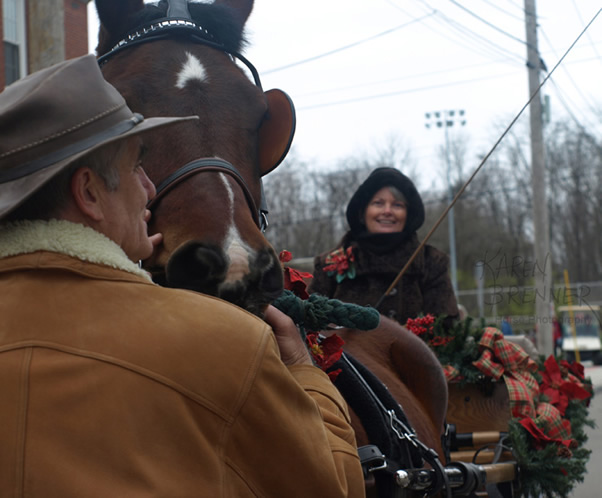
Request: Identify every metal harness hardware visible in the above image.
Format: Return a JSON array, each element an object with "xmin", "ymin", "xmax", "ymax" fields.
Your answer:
[
  {"xmin": 358, "ymin": 445, "xmax": 388, "ymax": 476},
  {"xmin": 339, "ymin": 353, "xmax": 451, "ymax": 498}
]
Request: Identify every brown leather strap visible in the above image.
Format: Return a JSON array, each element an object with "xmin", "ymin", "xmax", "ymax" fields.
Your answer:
[{"xmin": 147, "ymin": 157, "xmax": 263, "ymax": 230}]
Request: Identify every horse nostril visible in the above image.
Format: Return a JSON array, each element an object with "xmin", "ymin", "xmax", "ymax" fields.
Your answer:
[
  {"xmin": 166, "ymin": 242, "xmax": 227, "ymax": 294},
  {"xmin": 259, "ymin": 252, "xmax": 284, "ymax": 298},
  {"xmin": 255, "ymin": 250, "xmax": 273, "ymax": 268}
]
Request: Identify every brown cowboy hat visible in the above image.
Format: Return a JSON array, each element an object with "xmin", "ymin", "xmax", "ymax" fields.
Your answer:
[{"xmin": 0, "ymin": 54, "xmax": 198, "ymax": 220}]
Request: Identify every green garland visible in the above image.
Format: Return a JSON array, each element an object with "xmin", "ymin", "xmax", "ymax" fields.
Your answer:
[
  {"xmin": 407, "ymin": 315, "xmax": 595, "ymax": 497},
  {"xmin": 406, "ymin": 314, "xmax": 488, "ymax": 384},
  {"xmin": 508, "ymin": 401, "xmax": 592, "ymax": 498}
]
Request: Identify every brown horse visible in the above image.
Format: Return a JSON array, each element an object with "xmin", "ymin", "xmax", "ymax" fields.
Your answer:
[
  {"xmin": 94, "ymin": 1, "xmax": 450, "ymax": 495},
  {"xmin": 95, "ymin": 0, "xmax": 296, "ymax": 315}
]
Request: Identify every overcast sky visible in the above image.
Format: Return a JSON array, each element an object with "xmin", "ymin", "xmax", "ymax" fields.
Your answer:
[{"xmin": 88, "ymin": 1, "xmax": 602, "ymax": 189}]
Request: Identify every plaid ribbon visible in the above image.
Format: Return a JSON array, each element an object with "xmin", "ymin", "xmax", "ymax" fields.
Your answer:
[
  {"xmin": 471, "ymin": 328, "xmax": 584, "ymax": 450},
  {"xmin": 536, "ymin": 402, "xmax": 573, "ymax": 440},
  {"xmin": 472, "ymin": 327, "xmax": 540, "ymax": 419},
  {"xmin": 443, "ymin": 364, "xmax": 461, "ymax": 382},
  {"xmin": 519, "ymin": 416, "xmax": 575, "ymax": 457}
]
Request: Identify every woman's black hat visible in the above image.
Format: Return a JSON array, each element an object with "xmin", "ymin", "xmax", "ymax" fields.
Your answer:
[{"xmin": 346, "ymin": 167, "xmax": 425, "ymax": 236}]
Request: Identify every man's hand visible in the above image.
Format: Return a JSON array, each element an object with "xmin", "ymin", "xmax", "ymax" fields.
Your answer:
[{"xmin": 263, "ymin": 305, "xmax": 313, "ymax": 367}]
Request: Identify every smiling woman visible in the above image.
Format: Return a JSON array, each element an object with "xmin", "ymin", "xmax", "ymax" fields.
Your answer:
[
  {"xmin": 309, "ymin": 167, "xmax": 460, "ymax": 328},
  {"xmin": 363, "ymin": 185, "xmax": 408, "ymax": 234}
]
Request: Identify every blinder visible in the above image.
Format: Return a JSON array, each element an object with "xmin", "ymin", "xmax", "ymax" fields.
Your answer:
[{"xmin": 97, "ymin": 0, "xmax": 296, "ymax": 231}]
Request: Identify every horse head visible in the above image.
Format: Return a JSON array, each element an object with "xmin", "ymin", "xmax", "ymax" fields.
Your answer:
[{"xmin": 94, "ymin": 0, "xmax": 295, "ymax": 315}]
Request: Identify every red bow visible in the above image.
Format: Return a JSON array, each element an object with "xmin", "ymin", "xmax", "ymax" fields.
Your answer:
[{"xmin": 519, "ymin": 417, "xmax": 576, "ymax": 456}]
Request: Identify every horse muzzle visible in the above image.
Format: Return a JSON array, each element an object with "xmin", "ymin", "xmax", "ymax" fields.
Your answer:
[{"xmin": 163, "ymin": 240, "xmax": 283, "ymax": 315}]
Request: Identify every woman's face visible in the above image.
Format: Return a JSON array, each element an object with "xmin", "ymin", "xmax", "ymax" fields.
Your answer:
[{"xmin": 363, "ymin": 186, "xmax": 407, "ymax": 234}]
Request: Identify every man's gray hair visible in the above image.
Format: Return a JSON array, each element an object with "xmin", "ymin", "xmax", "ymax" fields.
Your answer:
[{"xmin": 4, "ymin": 140, "xmax": 128, "ymax": 222}]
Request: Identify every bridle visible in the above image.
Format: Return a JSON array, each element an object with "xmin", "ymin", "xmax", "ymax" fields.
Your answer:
[
  {"xmin": 97, "ymin": 0, "xmax": 270, "ymax": 231},
  {"xmin": 147, "ymin": 157, "xmax": 267, "ymax": 231}
]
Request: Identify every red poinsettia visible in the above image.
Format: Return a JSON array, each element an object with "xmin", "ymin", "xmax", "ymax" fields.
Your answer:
[
  {"xmin": 306, "ymin": 332, "xmax": 344, "ymax": 381},
  {"xmin": 279, "ymin": 250, "xmax": 313, "ymax": 299},
  {"xmin": 519, "ymin": 417, "xmax": 576, "ymax": 456},
  {"xmin": 539, "ymin": 355, "xmax": 591, "ymax": 415},
  {"xmin": 322, "ymin": 247, "xmax": 356, "ymax": 283},
  {"xmin": 560, "ymin": 359, "xmax": 585, "ymax": 381}
]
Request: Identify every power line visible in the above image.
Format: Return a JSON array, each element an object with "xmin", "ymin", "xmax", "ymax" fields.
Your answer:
[
  {"xmin": 539, "ymin": 27, "xmax": 601, "ymax": 119},
  {"xmin": 477, "ymin": 0, "xmax": 525, "ymax": 23},
  {"xmin": 435, "ymin": 11, "xmax": 525, "ymax": 64},
  {"xmin": 547, "ymin": 80, "xmax": 602, "ymax": 155},
  {"xmin": 297, "ymin": 69, "xmax": 523, "ymax": 110},
  {"xmin": 504, "ymin": 0, "xmax": 526, "ymax": 12},
  {"xmin": 293, "ymin": 57, "xmax": 521, "ymax": 99},
  {"xmin": 413, "ymin": 0, "xmax": 525, "ymax": 65},
  {"xmin": 448, "ymin": 0, "xmax": 529, "ymax": 48},
  {"xmin": 570, "ymin": 0, "xmax": 602, "ymax": 69},
  {"xmin": 262, "ymin": 14, "xmax": 434, "ymax": 75},
  {"xmin": 383, "ymin": 0, "xmax": 523, "ymax": 64},
  {"xmin": 289, "ymin": 53, "xmax": 595, "ymax": 111},
  {"xmin": 548, "ymin": 77, "xmax": 598, "ymax": 131}
]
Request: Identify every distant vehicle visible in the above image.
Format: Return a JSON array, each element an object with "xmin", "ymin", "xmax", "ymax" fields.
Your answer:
[{"xmin": 558, "ymin": 305, "xmax": 602, "ymax": 365}]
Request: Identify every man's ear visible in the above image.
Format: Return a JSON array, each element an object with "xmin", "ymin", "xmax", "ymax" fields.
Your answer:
[{"xmin": 70, "ymin": 167, "xmax": 106, "ymax": 222}]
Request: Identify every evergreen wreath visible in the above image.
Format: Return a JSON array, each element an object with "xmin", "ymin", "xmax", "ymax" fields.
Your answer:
[{"xmin": 405, "ymin": 313, "xmax": 594, "ymax": 497}]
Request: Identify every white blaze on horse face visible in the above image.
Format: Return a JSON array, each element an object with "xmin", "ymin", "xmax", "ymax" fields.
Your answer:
[
  {"xmin": 218, "ymin": 173, "xmax": 254, "ymax": 284},
  {"xmin": 175, "ymin": 52, "xmax": 208, "ymax": 89}
]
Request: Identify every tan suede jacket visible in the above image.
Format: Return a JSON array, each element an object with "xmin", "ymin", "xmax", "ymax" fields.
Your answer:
[{"xmin": 0, "ymin": 220, "xmax": 364, "ymax": 497}]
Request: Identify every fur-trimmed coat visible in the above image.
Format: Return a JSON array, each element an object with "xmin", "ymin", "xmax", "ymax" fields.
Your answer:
[
  {"xmin": 0, "ymin": 220, "xmax": 364, "ymax": 497},
  {"xmin": 309, "ymin": 232, "xmax": 459, "ymax": 327}
]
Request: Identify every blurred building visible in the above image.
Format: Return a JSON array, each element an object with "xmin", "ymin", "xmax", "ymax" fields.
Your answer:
[{"xmin": 1, "ymin": 0, "xmax": 90, "ymax": 89}]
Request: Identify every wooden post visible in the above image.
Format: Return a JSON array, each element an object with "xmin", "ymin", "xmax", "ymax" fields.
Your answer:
[
  {"xmin": 524, "ymin": 0, "xmax": 553, "ymax": 356},
  {"xmin": 27, "ymin": 0, "xmax": 65, "ymax": 72}
]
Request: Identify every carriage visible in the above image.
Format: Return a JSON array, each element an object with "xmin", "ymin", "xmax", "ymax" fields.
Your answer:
[{"xmin": 92, "ymin": 1, "xmax": 592, "ymax": 496}]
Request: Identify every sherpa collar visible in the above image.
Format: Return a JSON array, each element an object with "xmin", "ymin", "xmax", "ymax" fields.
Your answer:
[{"xmin": 0, "ymin": 219, "xmax": 153, "ymax": 281}]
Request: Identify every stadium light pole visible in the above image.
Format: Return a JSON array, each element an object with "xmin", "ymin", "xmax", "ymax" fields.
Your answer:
[{"xmin": 425, "ymin": 109, "xmax": 466, "ymax": 297}]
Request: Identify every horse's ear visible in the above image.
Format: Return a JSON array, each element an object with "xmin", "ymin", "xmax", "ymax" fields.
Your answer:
[
  {"xmin": 95, "ymin": 0, "xmax": 145, "ymax": 39},
  {"xmin": 213, "ymin": 0, "xmax": 254, "ymax": 28},
  {"xmin": 258, "ymin": 89, "xmax": 296, "ymax": 176}
]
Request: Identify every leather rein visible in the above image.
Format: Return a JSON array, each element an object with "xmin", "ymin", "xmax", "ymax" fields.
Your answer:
[{"xmin": 97, "ymin": 9, "xmax": 270, "ymax": 232}]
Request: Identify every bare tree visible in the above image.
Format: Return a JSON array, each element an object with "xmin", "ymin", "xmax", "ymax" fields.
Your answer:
[
  {"xmin": 263, "ymin": 120, "xmax": 602, "ymax": 298},
  {"xmin": 546, "ymin": 122, "xmax": 602, "ymax": 282},
  {"xmin": 263, "ymin": 151, "xmax": 329, "ymax": 258}
]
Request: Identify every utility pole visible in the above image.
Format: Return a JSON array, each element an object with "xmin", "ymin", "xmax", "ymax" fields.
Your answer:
[
  {"xmin": 425, "ymin": 110, "xmax": 466, "ymax": 297},
  {"xmin": 524, "ymin": 0, "xmax": 553, "ymax": 356}
]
